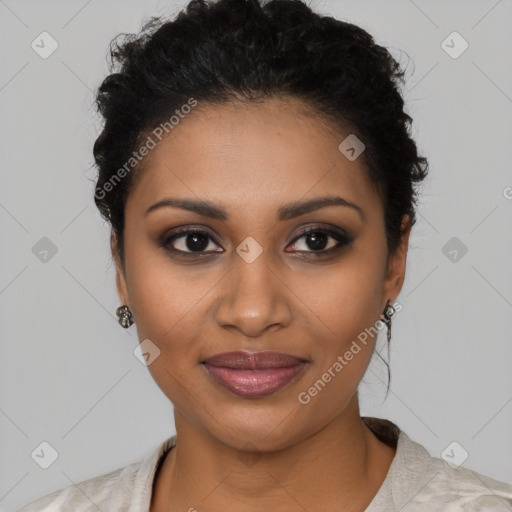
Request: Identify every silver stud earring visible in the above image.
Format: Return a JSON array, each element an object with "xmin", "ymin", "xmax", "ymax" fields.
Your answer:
[{"xmin": 116, "ymin": 305, "xmax": 134, "ymax": 328}]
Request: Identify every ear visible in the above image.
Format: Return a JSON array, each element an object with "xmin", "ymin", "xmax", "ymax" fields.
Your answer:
[
  {"xmin": 381, "ymin": 214, "xmax": 411, "ymax": 309},
  {"xmin": 111, "ymin": 231, "xmax": 130, "ymax": 308}
]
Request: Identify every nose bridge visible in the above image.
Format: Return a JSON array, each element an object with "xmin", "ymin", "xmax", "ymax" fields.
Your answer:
[
  {"xmin": 215, "ymin": 241, "xmax": 291, "ymax": 335},
  {"xmin": 235, "ymin": 242, "xmax": 274, "ymax": 297},
  {"xmin": 233, "ymin": 241, "xmax": 278, "ymax": 309}
]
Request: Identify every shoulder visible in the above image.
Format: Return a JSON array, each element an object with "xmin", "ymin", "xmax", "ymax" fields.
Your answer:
[
  {"xmin": 16, "ymin": 463, "xmax": 137, "ymax": 512},
  {"xmin": 394, "ymin": 430, "xmax": 512, "ymax": 511},
  {"xmin": 362, "ymin": 417, "xmax": 512, "ymax": 511},
  {"xmin": 16, "ymin": 436, "xmax": 176, "ymax": 512}
]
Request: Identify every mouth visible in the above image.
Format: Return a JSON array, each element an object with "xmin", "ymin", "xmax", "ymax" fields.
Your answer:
[{"xmin": 201, "ymin": 350, "xmax": 309, "ymax": 398}]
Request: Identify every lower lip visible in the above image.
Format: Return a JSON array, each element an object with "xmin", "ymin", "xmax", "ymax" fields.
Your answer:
[{"xmin": 202, "ymin": 362, "xmax": 307, "ymax": 398}]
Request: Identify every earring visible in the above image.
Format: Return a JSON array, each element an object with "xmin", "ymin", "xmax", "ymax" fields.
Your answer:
[
  {"xmin": 116, "ymin": 304, "xmax": 134, "ymax": 328},
  {"xmin": 382, "ymin": 300, "xmax": 395, "ymax": 343}
]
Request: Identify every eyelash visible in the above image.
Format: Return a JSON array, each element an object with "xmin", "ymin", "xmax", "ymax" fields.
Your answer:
[{"xmin": 161, "ymin": 225, "xmax": 354, "ymax": 259}]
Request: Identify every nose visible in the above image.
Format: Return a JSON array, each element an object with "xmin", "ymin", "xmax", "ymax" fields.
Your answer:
[{"xmin": 214, "ymin": 252, "xmax": 293, "ymax": 338}]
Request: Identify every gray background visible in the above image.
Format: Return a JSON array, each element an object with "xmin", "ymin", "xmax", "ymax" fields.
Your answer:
[{"xmin": 1, "ymin": 0, "xmax": 511, "ymax": 510}]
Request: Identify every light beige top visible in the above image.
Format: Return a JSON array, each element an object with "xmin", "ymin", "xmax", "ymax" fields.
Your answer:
[{"xmin": 17, "ymin": 417, "xmax": 512, "ymax": 511}]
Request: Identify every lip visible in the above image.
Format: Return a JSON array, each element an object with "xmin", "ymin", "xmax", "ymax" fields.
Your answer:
[
  {"xmin": 203, "ymin": 350, "xmax": 307, "ymax": 369},
  {"xmin": 201, "ymin": 350, "xmax": 308, "ymax": 398}
]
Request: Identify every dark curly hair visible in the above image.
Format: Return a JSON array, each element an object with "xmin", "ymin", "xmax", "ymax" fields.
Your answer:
[{"xmin": 93, "ymin": 0, "xmax": 428, "ymax": 266}]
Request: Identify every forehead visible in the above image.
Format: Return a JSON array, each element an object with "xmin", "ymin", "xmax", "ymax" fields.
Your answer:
[{"xmin": 126, "ymin": 97, "xmax": 380, "ymax": 220}]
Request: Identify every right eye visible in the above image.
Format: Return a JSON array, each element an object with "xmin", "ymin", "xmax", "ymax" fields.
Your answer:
[{"xmin": 162, "ymin": 228, "xmax": 223, "ymax": 256}]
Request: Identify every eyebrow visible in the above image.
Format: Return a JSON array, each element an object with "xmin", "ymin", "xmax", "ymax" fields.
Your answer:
[{"xmin": 145, "ymin": 195, "xmax": 365, "ymax": 222}]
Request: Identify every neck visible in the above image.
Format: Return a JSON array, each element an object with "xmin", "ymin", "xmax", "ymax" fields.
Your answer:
[{"xmin": 151, "ymin": 396, "xmax": 396, "ymax": 512}]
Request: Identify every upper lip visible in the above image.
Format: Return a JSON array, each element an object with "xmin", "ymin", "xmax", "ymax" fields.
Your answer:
[{"xmin": 202, "ymin": 350, "xmax": 308, "ymax": 370}]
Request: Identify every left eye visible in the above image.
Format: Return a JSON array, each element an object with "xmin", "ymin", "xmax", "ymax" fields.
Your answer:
[{"xmin": 287, "ymin": 228, "xmax": 352, "ymax": 254}]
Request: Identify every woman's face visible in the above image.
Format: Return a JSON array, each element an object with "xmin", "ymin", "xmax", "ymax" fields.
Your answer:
[{"xmin": 114, "ymin": 97, "xmax": 409, "ymax": 451}]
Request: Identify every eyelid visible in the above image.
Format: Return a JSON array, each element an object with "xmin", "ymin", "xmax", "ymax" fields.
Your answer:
[
  {"xmin": 286, "ymin": 225, "xmax": 353, "ymax": 256},
  {"xmin": 162, "ymin": 226, "xmax": 223, "ymax": 252},
  {"xmin": 161, "ymin": 223, "xmax": 353, "ymax": 256},
  {"xmin": 291, "ymin": 224, "xmax": 351, "ymax": 242}
]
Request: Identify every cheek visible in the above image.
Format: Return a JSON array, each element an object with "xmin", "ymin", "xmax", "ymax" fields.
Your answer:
[
  {"xmin": 123, "ymin": 235, "xmax": 196, "ymax": 338},
  {"xmin": 123, "ymin": 244, "xmax": 219, "ymax": 403},
  {"xmin": 294, "ymin": 253, "xmax": 385, "ymax": 353}
]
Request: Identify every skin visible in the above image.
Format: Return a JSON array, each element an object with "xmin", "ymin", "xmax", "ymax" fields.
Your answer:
[{"xmin": 112, "ymin": 96, "xmax": 411, "ymax": 512}]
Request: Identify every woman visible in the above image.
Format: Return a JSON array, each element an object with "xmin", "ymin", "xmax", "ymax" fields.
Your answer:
[{"xmin": 18, "ymin": 0, "xmax": 512, "ymax": 510}]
